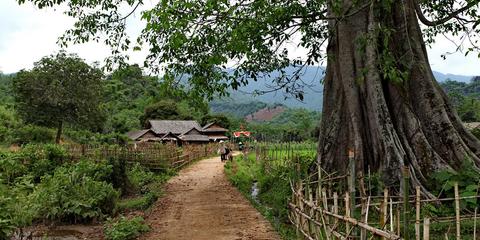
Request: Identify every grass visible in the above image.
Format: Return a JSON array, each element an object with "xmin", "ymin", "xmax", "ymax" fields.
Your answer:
[
  {"xmin": 0, "ymin": 144, "xmax": 9, "ymax": 151},
  {"xmin": 119, "ymin": 163, "xmax": 177, "ymax": 212},
  {"xmin": 118, "ymin": 192, "xmax": 158, "ymax": 211},
  {"xmin": 225, "ymin": 152, "xmax": 307, "ymax": 240}
]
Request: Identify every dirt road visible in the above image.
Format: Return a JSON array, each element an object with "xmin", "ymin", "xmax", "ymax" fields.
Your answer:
[{"xmin": 141, "ymin": 155, "xmax": 280, "ymax": 240}]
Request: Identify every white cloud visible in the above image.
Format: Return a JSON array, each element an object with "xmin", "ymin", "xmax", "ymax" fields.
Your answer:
[{"xmin": 427, "ymin": 35, "xmax": 480, "ymax": 76}]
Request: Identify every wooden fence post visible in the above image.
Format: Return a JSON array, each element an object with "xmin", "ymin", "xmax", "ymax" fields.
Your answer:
[
  {"xmin": 348, "ymin": 149, "xmax": 356, "ymax": 238},
  {"xmin": 396, "ymin": 205, "xmax": 401, "ymax": 235},
  {"xmin": 474, "ymin": 207, "xmax": 477, "ymax": 240},
  {"xmin": 415, "ymin": 186, "xmax": 421, "ymax": 240},
  {"xmin": 423, "ymin": 218, "xmax": 430, "ymax": 240},
  {"xmin": 390, "ymin": 198, "xmax": 393, "ymax": 232},
  {"xmin": 454, "ymin": 182, "xmax": 460, "ymax": 240},
  {"xmin": 380, "ymin": 188, "xmax": 388, "ymax": 240},
  {"xmin": 345, "ymin": 191, "xmax": 351, "ymax": 235},
  {"xmin": 402, "ymin": 166, "xmax": 411, "ymax": 240},
  {"xmin": 333, "ymin": 192, "xmax": 339, "ymax": 227}
]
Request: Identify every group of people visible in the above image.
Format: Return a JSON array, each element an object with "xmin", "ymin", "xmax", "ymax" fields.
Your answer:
[
  {"xmin": 218, "ymin": 141, "xmax": 247, "ymax": 162},
  {"xmin": 218, "ymin": 144, "xmax": 233, "ymax": 162}
]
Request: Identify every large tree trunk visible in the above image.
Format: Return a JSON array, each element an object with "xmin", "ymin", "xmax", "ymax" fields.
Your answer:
[{"xmin": 318, "ymin": 0, "xmax": 480, "ymax": 195}]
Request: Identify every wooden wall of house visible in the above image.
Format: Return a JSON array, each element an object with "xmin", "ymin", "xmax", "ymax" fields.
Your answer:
[{"xmin": 139, "ymin": 131, "xmax": 157, "ymax": 140}]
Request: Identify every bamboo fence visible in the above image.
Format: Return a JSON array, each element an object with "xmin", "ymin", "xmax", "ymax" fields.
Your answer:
[
  {"xmin": 65, "ymin": 142, "xmax": 220, "ymax": 170},
  {"xmin": 256, "ymin": 145, "xmax": 480, "ymax": 240}
]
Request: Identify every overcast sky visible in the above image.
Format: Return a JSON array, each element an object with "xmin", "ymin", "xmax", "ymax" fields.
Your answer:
[{"xmin": 1, "ymin": 0, "xmax": 480, "ymax": 76}]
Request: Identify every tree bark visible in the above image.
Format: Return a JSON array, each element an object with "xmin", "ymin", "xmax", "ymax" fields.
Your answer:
[
  {"xmin": 55, "ymin": 121, "xmax": 63, "ymax": 144},
  {"xmin": 318, "ymin": 0, "xmax": 480, "ymax": 195}
]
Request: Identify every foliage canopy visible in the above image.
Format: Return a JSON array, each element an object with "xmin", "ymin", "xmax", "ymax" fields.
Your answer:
[
  {"xmin": 12, "ymin": 52, "xmax": 104, "ymax": 143},
  {"xmin": 15, "ymin": 0, "xmax": 480, "ymax": 99}
]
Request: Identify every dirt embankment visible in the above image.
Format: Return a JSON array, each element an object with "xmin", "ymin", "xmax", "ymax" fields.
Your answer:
[{"xmin": 141, "ymin": 155, "xmax": 280, "ymax": 240}]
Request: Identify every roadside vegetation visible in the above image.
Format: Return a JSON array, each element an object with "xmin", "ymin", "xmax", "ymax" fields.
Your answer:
[
  {"xmin": 0, "ymin": 143, "xmax": 175, "ymax": 239},
  {"xmin": 1, "ymin": 50, "xmax": 480, "ymax": 239},
  {"xmin": 224, "ymin": 144, "xmax": 316, "ymax": 240}
]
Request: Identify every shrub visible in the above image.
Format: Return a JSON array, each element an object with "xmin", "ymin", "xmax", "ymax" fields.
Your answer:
[
  {"xmin": 16, "ymin": 144, "xmax": 67, "ymax": 182},
  {"xmin": 0, "ymin": 193, "xmax": 15, "ymax": 239},
  {"xmin": 0, "ymin": 183, "xmax": 37, "ymax": 239},
  {"xmin": 104, "ymin": 216, "xmax": 150, "ymax": 240},
  {"xmin": 0, "ymin": 151, "xmax": 27, "ymax": 184},
  {"xmin": 127, "ymin": 163, "xmax": 156, "ymax": 193},
  {"xmin": 108, "ymin": 155, "xmax": 130, "ymax": 195},
  {"xmin": 430, "ymin": 160, "xmax": 480, "ymax": 212},
  {"xmin": 0, "ymin": 105, "xmax": 19, "ymax": 144},
  {"xmin": 11, "ymin": 125, "xmax": 55, "ymax": 145},
  {"xmin": 31, "ymin": 160, "xmax": 119, "ymax": 222},
  {"xmin": 64, "ymin": 129, "xmax": 130, "ymax": 145}
]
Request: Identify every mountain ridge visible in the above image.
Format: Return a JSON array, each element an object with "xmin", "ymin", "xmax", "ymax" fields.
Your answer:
[{"xmin": 212, "ymin": 66, "xmax": 476, "ymax": 112}]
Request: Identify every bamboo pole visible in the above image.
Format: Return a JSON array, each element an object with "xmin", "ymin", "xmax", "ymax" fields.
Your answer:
[
  {"xmin": 359, "ymin": 176, "xmax": 367, "ymax": 240},
  {"xmin": 381, "ymin": 188, "xmax": 388, "ymax": 240},
  {"xmin": 384, "ymin": 188, "xmax": 389, "ymax": 226},
  {"xmin": 348, "ymin": 149, "xmax": 357, "ymax": 238},
  {"xmin": 308, "ymin": 183, "xmax": 314, "ymax": 236},
  {"xmin": 402, "ymin": 166, "xmax": 411, "ymax": 240},
  {"xmin": 290, "ymin": 202, "xmax": 402, "ymax": 239},
  {"xmin": 295, "ymin": 180, "xmax": 302, "ymax": 238},
  {"xmin": 423, "ymin": 218, "xmax": 430, "ymax": 240},
  {"xmin": 474, "ymin": 207, "xmax": 477, "ymax": 240},
  {"xmin": 322, "ymin": 188, "xmax": 329, "ymax": 226},
  {"xmin": 345, "ymin": 192, "xmax": 351, "ymax": 234},
  {"xmin": 454, "ymin": 182, "xmax": 460, "ymax": 240},
  {"xmin": 390, "ymin": 198, "xmax": 393, "ymax": 232},
  {"xmin": 396, "ymin": 204, "xmax": 401, "ymax": 235},
  {"xmin": 415, "ymin": 186, "xmax": 421, "ymax": 240},
  {"xmin": 366, "ymin": 196, "xmax": 371, "ymax": 224},
  {"xmin": 333, "ymin": 192, "xmax": 339, "ymax": 227}
]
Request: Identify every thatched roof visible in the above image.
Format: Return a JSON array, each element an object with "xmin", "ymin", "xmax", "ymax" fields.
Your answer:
[
  {"xmin": 148, "ymin": 120, "xmax": 202, "ymax": 135},
  {"xmin": 127, "ymin": 129, "xmax": 154, "ymax": 140},
  {"xmin": 202, "ymin": 122, "xmax": 228, "ymax": 133},
  {"xmin": 180, "ymin": 134, "xmax": 210, "ymax": 142},
  {"xmin": 179, "ymin": 127, "xmax": 210, "ymax": 142}
]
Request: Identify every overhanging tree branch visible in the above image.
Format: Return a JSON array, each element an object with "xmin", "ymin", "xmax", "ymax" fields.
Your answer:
[{"xmin": 414, "ymin": 0, "xmax": 480, "ymax": 26}]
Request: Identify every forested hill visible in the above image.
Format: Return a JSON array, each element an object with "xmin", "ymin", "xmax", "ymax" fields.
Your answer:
[
  {"xmin": 0, "ymin": 73, "xmax": 14, "ymax": 105},
  {"xmin": 216, "ymin": 66, "xmax": 475, "ymax": 111},
  {"xmin": 440, "ymin": 77, "xmax": 480, "ymax": 122}
]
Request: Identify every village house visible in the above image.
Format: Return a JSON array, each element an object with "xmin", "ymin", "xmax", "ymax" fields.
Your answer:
[
  {"xmin": 201, "ymin": 122, "xmax": 229, "ymax": 142},
  {"xmin": 127, "ymin": 120, "xmax": 228, "ymax": 144}
]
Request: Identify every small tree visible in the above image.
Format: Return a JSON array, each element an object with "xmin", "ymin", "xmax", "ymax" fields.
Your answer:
[
  {"xmin": 139, "ymin": 100, "xmax": 183, "ymax": 126},
  {"xmin": 13, "ymin": 52, "xmax": 104, "ymax": 144}
]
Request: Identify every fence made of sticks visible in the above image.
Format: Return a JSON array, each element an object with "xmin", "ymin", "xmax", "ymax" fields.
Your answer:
[
  {"xmin": 254, "ymin": 142, "xmax": 317, "ymax": 173},
  {"xmin": 65, "ymin": 142, "xmax": 221, "ymax": 170},
  {"xmin": 255, "ymin": 145, "xmax": 480, "ymax": 240}
]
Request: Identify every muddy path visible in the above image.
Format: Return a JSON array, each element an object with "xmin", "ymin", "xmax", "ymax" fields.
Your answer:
[{"xmin": 141, "ymin": 154, "xmax": 280, "ymax": 240}]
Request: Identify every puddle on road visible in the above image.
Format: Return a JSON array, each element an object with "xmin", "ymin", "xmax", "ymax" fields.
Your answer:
[{"xmin": 251, "ymin": 181, "xmax": 259, "ymax": 202}]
